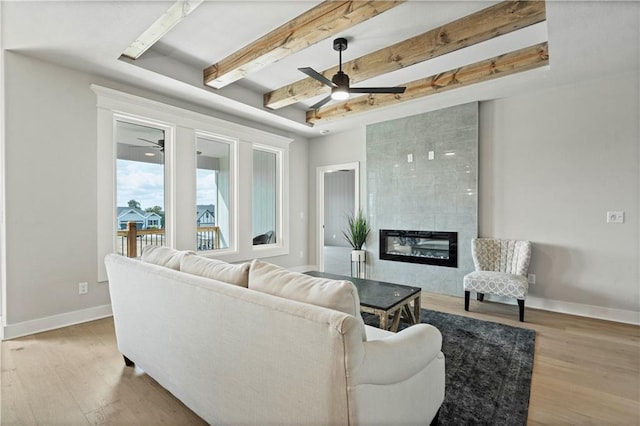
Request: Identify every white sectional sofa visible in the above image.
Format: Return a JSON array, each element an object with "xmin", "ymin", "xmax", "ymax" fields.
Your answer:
[{"xmin": 105, "ymin": 248, "xmax": 445, "ymax": 425}]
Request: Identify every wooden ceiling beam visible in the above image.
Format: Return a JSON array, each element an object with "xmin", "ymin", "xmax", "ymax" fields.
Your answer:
[
  {"xmin": 203, "ymin": 1, "xmax": 404, "ymax": 89},
  {"xmin": 306, "ymin": 42, "xmax": 549, "ymax": 125},
  {"xmin": 265, "ymin": 0, "xmax": 546, "ymax": 110}
]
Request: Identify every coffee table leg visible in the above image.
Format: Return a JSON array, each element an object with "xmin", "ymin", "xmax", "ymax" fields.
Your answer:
[
  {"xmin": 400, "ymin": 305, "xmax": 411, "ymax": 323},
  {"xmin": 414, "ymin": 293, "xmax": 422, "ymax": 324},
  {"xmin": 379, "ymin": 312, "xmax": 388, "ymax": 330},
  {"xmin": 390, "ymin": 309, "xmax": 402, "ymax": 332}
]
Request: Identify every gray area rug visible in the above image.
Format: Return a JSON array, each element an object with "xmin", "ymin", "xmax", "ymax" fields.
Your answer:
[{"xmin": 363, "ymin": 310, "xmax": 535, "ymax": 425}]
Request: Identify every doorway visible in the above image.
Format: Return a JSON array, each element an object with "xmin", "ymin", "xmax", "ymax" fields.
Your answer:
[{"xmin": 316, "ymin": 162, "xmax": 359, "ymax": 274}]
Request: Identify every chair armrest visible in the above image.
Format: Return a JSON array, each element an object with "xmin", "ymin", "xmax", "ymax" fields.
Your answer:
[{"xmin": 358, "ymin": 324, "xmax": 443, "ymax": 385}]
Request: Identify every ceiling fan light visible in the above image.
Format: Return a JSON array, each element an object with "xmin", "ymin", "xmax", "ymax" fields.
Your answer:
[{"xmin": 331, "ymin": 88, "xmax": 349, "ymax": 101}]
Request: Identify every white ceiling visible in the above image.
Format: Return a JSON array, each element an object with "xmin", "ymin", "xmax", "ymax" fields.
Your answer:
[{"xmin": 2, "ymin": 1, "xmax": 639, "ymax": 138}]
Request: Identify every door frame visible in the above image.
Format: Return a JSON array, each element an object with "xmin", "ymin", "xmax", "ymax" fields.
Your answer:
[{"xmin": 316, "ymin": 162, "xmax": 359, "ymax": 272}]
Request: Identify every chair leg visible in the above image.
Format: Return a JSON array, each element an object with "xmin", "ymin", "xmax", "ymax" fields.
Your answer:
[
  {"xmin": 517, "ymin": 299, "xmax": 525, "ymax": 322},
  {"xmin": 477, "ymin": 293, "xmax": 484, "ymax": 302},
  {"xmin": 464, "ymin": 291, "xmax": 470, "ymax": 311},
  {"xmin": 123, "ymin": 355, "xmax": 134, "ymax": 367}
]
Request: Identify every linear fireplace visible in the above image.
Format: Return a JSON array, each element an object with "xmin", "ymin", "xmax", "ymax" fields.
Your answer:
[{"xmin": 379, "ymin": 229, "xmax": 458, "ymax": 268}]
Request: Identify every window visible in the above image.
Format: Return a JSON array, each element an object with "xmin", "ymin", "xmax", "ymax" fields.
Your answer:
[
  {"xmin": 115, "ymin": 120, "xmax": 166, "ymax": 256},
  {"xmin": 252, "ymin": 148, "xmax": 278, "ymax": 246},
  {"xmin": 196, "ymin": 135, "xmax": 232, "ymax": 251},
  {"xmin": 94, "ymin": 85, "xmax": 291, "ymax": 281}
]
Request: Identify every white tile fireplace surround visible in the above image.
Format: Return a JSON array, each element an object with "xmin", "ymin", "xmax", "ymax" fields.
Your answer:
[{"xmin": 366, "ymin": 102, "xmax": 478, "ymax": 296}]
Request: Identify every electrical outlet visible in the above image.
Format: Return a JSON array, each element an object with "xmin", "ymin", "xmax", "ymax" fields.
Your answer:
[
  {"xmin": 528, "ymin": 274, "xmax": 536, "ymax": 285},
  {"xmin": 606, "ymin": 211, "xmax": 624, "ymax": 224},
  {"xmin": 79, "ymin": 282, "xmax": 88, "ymax": 295}
]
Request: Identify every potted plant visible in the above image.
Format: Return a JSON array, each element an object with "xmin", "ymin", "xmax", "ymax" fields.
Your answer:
[{"xmin": 343, "ymin": 210, "xmax": 371, "ymax": 277}]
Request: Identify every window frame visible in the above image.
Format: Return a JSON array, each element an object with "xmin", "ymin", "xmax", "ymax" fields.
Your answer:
[
  {"xmin": 93, "ymin": 84, "xmax": 291, "ymax": 282},
  {"xmin": 195, "ymin": 131, "xmax": 238, "ymax": 255},
  {"xmin": 114, "ymin": 113, "xmax": 175, "ymax": 247}
]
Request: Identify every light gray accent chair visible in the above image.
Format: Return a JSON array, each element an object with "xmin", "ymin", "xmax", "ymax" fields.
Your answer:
[{"xmin": 463, "ymin": 238, "xmax": 532, "ymax": 321}]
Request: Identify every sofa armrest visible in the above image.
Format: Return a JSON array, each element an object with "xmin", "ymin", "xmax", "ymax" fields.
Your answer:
[{"xmin": 358, "ymin": 323, "xmax": 443, "ymax": 385}]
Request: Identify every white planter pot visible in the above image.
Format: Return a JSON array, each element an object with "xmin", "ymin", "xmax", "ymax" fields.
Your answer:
[
  {"xmin": 351, "ymin": 249, "xmax": 366, "ymax": 262},
  {"xmin": 351, "ymin": 249, "xmax": 366, "ymax": 278}
]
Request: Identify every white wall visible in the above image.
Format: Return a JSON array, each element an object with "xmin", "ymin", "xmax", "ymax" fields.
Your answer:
[
  {"xmin": 307, "ymin": 72, "xmax": 639, "ymax": 323},
  {"xmin": 479, "ymin": 71, "xmax": 639, "ymax": 319},
  {"xmin": 5, "ymin": 52, "xmax": 107, "ymax": 328},
  {"xmin": 308, "ymin": 127, "xmax": 366, "ymax": 264},
  {"xmin": 2, "ymin": 52, "xmax": 309, "ymax": 336}
]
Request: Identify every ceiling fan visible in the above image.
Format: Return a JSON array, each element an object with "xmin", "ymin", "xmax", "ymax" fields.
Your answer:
[
  {"xmin": 137, "ymin": 137, "xmax": 164, "ymax": 152},
  {"xmin": 133, "ymin": 138, "xmax": 203, "ymax": 155},
  {"xmin": 299, "ymin": 37, "xmax": 406, "ymax": 110}
]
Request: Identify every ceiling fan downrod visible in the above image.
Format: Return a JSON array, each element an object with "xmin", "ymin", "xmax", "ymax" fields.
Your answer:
[{"xmin": 331, "ymin": 38, "xmax": 349, "ymax": 99}]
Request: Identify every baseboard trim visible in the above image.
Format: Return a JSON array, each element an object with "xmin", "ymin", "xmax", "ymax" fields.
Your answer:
[
  {"xmin": 525, "ymin": 296, "xmax": 639, "ymax": 325},
  {"xmin": 3, "ymin": 304, "xmax": 113, "ymax": 340}
]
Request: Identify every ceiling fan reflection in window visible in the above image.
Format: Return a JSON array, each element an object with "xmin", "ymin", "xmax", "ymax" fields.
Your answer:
[
  {"xmin": 137, "ymin": 137, "xmax": 164, "ymax": 152},
  {"xmin": 135, "ymin": 137, "xmax": 202, "ymax": 155},
  {"xmin": 299, "ymin": 38, "xmax": 406, "ymax": 110}
]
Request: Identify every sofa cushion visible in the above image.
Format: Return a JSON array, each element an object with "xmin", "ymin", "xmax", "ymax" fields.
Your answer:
[
  {"xmin": 248, "ymin": 260, "xmax": 366, "ymax": 339},
  {"xmin": 180, "ymin": 255, "xmax": 249, "ymax": 287},
  {"xmin": 140, "ymin": 245, "xmax": 195, "ymax": 270}
]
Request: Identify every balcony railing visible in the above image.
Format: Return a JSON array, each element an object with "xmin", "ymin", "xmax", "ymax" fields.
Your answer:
[{"xmin": 117, "ymin": 221, "xmax": 220, "ymax": 257}]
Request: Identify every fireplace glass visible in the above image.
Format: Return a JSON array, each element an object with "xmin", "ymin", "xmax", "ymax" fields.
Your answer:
[{"xmin": 379, "ymin": 229, "xmax": 458, "ymax": 268}]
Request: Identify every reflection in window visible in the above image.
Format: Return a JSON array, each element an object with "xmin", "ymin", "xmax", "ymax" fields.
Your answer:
[
  {"xmin": 197, "ymin": 136, "xmax": 231, "ymax": 251},
  {"xmin": 252, "ymin": 149, "xmax": 277, "ymax": 246},
  {"xmin": 115, "ymin": 121, "xmax": 165, "ymax": 256}
]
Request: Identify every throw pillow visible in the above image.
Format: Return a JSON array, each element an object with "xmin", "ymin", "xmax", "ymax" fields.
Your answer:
[
  {"xmin": 140, "ymin": 245, "xmax": 195, "ymax": 270},
  {"xmin": 180, "ymin": 255, "xmax": 249, "ymax": 288},
  {"xmin": 248, "ymin": 260, "xmax": 366, "ymax": 339}
]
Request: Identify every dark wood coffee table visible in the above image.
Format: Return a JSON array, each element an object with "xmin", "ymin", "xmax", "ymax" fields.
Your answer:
[{"xmin": 305, "ymin": 271, "xmax": 422, "ymax": 332}]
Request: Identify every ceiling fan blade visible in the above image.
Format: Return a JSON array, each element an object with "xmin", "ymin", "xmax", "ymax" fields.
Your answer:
[
  {"xmin": 298, "ymin": 67, "xmax": 337, "ymax": 88},
  {"xmin": 131, "ymin": 145, "xmax": 162, "ymax": 150},
  {"xmin": 350, "ymin": 86, "xmax": 407, "ymax": 94},
  {"xmin": 137, "ymin": 137, "xmax": 162, "ymax": 146},
  {"xmin": 309, "ymin": 95, "xmax": 333, "ymax": 110}
]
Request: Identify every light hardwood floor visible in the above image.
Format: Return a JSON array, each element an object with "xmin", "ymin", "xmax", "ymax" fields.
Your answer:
[{"xmin": 2, "ymin": 294, "xmax": 639, "ymax": 425}]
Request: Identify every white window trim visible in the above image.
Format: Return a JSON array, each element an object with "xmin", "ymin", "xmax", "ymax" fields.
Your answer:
[{"xmin": 93, "ymin": 84, "xmax": 292, "ymax": 281}]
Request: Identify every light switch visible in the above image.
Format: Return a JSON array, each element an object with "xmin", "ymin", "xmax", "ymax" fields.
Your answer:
[
  {"xmin": 606, "ymin": 211, "xmax": 624, "ymax": 224},
  {"xmin": 428, "ymin": 151, "xmax": 434, "ymax": 160},
  {"xmin": 407, "ymin": 153, "xmax": 413, "ymax": 163}
]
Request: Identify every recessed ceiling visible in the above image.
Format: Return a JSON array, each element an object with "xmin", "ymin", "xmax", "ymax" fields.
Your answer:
[{"xmin": 2, "ymin": 1, "xmax": 638, "ymax": 137}]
